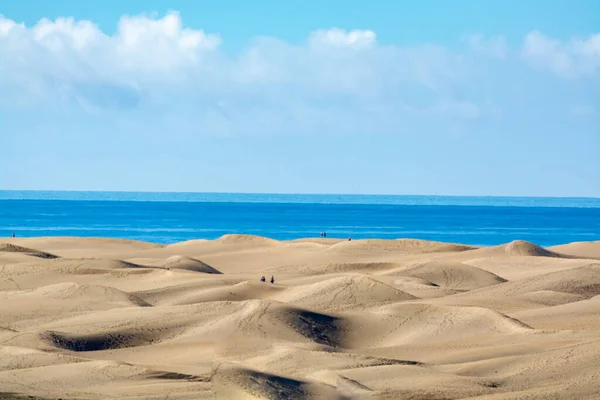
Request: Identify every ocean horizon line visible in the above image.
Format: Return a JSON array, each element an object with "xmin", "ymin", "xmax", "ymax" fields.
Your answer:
[{"xmin": 1, "ymin": 189, "xmax": 599, "ymax": 201}]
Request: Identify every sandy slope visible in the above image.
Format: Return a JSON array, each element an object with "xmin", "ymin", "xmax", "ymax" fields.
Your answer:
[{"xmin": 1, "ymin": 236, "xmax": 600, "ymax": 399}]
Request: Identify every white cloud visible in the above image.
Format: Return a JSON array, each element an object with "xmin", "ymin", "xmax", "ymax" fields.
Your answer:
[
  {"xmin": 0, "ymin": 13, "xmax": 475, "ymax": 116},
  {"xmin": 0, "ymin": 12, "xmax": 597, "ymax": 137},
  {"xmin": 522, "ymin": 30, "xmax": 600, "ymax": 78},
  {"xmin": 32, "ymin": 17, "xmax": 102, "ymax": 50},
  {"xmin": 114, "ymin": 12, "xmax": 220, "ymax": 66},
  {"xmin": 0, "ymin": 12, "xmax": 224, "ymax": 111},
  {"xmin": 309, "ymin": 28, "xmax": 376, "ymax": 49},
  {"xmin": 0, "ymin": 12, "xmax": 220, "ymax": 81},
  {"xmin": 0, "ymin": 15, "xmax": 22, "ymax": 36}
]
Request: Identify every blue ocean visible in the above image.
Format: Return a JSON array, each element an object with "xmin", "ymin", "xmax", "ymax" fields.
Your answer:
[{"xmin": 1, "ymin": 191, "xmax": 599, "ymax": 247}]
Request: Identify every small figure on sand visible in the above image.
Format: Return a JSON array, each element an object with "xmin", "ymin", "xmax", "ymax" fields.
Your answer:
[
  {"xmin": 270, "ymin": 275, "xmax": 275, "ymax": 284},
  {"xmin": 323, "ymin": 232, "xmax": 327, "ymax": 238},
  {"xmin": 348, "ymin": 237, "xmax": 352, "ymax": 241},
  {"xmin": 12, "ymin": 233, "xmax": 15, "ymax": 238},
  {"xmin": 260, "ymin": 276, "xmax": 266, "ymax": 282}
]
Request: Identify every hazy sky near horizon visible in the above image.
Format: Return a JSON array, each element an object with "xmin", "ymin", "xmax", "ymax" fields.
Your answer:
[{"xmin": 1, "ymin": 0, "xmax": 599, "ymax": 197}]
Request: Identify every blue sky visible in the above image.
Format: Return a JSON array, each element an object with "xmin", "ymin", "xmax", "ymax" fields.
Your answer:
[{"xmin": 1, "ymin": 0, "xmax": 599, "ymax": 196}]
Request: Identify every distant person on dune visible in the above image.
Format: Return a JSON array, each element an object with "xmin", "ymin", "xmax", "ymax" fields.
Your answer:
[
  {"xmin": 260, "ymin": 276, "xmax": 266, "ymax": 282},
  {"xmin": 270, "ymin": 275, "xmax": 275, "ymax": 284}
]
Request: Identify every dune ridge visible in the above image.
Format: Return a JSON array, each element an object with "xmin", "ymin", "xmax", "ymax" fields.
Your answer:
[
  {"xmin": 465, "ymin": 239, "xmax": 573, "ymax": 259},
  {"xmin": 0, "ymin": 242, "xmax": 60, "ymax": 259},
  {"xmin": 2, "ymin": 235, "xmax": 600, "ymax": 399}
]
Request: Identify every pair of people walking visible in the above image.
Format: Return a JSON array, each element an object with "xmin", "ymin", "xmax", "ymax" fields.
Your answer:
[{"xmin": 261, "ymin": 275, "xmax": 274, "ymax": 284}]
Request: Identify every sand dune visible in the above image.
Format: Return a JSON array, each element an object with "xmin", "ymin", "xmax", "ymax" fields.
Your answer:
[
  {"xmin": 2, "ymin": 236, "xmax": 600, "ymax": 399},
  {"xmin": 288, "ymin": 238, "xmax": 345, "ymax": 245},
  {"xmin": 216, "ymin": 234, "xmax": 281, "ymax": 246},
  {"xmin": 161, "ymin": 255, "xmax": 222, "ymax": 273},
  {"xmin": 470, "ymin": 263, "xmax": 600, "ymax": 298},
  {"xmin": 419, "ymin": 263, "xmax": 600, "ymax": 313},
  {"xmin": 272, "ymin": 261, "xmax": 401, "ymax": 276},
  {"xmin": 549, "ymin": 240, "xmax": 600, "ymax": 259},
  {"xmin": 129, "ymin": 255, "xmax": 223, "ymax": 273},
  {"xmin": 344, "ymin": 303, "xmax": 532, "ymax": 349},
  {"xmin": 503, "ymin": 240, "xmax": 568, "ymax": 257},
  {"xmin": 213, "ymin": 364, "xmax": 341, "ymax": 399},
  {"xmin": 276, "ymin": 275, "xmax": 417, "ymax": 312},
  {"xmin": 511, "ymin": 294, "xmax": 600, "ymax": 331},
  {"xmin": 444, "ymin": 339, "xmax": 600, "ymax": 399},
  {"xmin": 380, "ymin": 259, "xmax": 507, "ymax": 290},
  {"xmin": 0, "ymin": 242, "xmax": 60, "ymax": 259},
  {"xmin": 324, "ymin": 238, "xmax": 478, "ymax": 254},
  {"xmin": 2, "ymin": 237, "xmax": 162, "ymax": 259},
  {"xmin": 463, "ymin": 239, "xmax": 571, "ymax": 258},
  {"xmin": 162, "ymin": 281, "xmax": 287, "ymax": 305},
  {"xmin": 131, "ymin": 278, "xmax": 248, "ymax": 306},
  {"xmin": 0, "ymin": 282, "xmax": 150, "ymax": 329}
]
